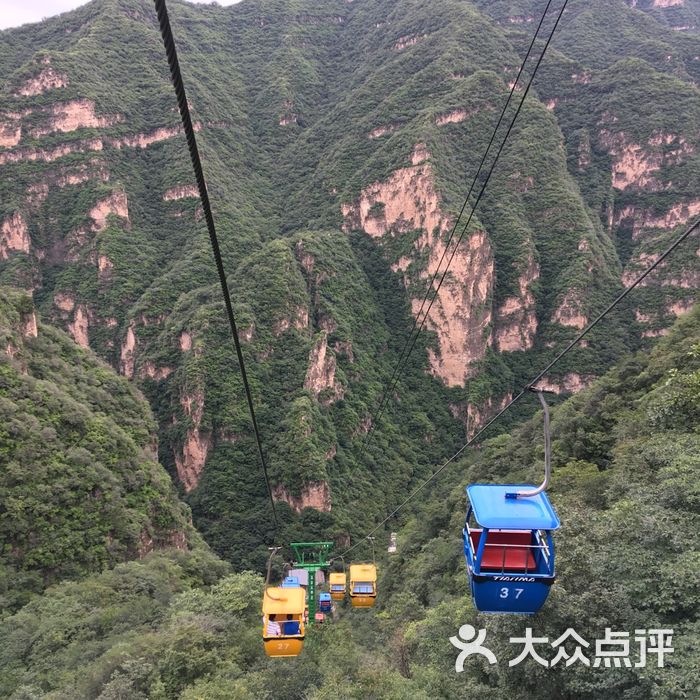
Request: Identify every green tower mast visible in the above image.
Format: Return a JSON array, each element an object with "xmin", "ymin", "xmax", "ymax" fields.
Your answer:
[{"xmin": 290, "ymin": 541, "xmax": 333, "ymax": 626}]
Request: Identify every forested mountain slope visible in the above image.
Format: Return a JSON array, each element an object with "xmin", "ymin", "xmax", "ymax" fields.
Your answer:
[
  {"xmin": 0, "ymin": 288, "xmax": 194, "ymax": 611},
  {"xmin": 1, "ymin": 303, "xmax": 697, "ymax": 700},
  {"xmin": 0, "ymin": 0, "xmax": 698, "ymax": 573}
]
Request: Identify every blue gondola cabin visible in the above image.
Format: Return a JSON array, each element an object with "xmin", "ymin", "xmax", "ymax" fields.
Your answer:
[
  {"xmin": 462, "ymin": 484, "xmax": 560, "ymax": 614},
  {"xmin": 319, "ymin": 592, "xmax": 332, "ymax": 613}
]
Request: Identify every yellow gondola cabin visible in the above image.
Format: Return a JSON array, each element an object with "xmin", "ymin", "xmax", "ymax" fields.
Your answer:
[
  {"xmin": 349, "ymin": 563, "xmax": 377, "ymax": 607},
  {"xmin": 262, "ymin": 586, "xmax": 306, "ymax": 657},
  {"xmin": 329, "ymin": 572, "xmax": 347, "ymax": 601}
]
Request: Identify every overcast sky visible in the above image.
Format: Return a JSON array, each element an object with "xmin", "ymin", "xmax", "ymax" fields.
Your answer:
[{"xmin": 1, "ymin": 0, "xmax": 242, "ymax": 30}]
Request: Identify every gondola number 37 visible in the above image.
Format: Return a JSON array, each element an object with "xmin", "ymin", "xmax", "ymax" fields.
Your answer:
[{"xmin": 500, "ymin": 587, "xmax": 523, "ymax": 599}]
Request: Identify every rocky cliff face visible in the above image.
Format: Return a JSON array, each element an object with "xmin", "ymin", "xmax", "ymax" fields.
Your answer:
[
  {"xmin": 597, "ymin": 123, "xmax": 699, "ymax": 334},
  {"xmin": 273, "ymin": 481, "xmax": 332, "ymax": 513},
  {"xmin": 304, "ymin": 331, "xmax": 345, "ymax": 403},
  {"xmin": 1, "ymin": 0, "xmax": 698, "ymax": 536},
  {"xmin": 342, "ymin": 145, "xmax": 495, "ymax": 388},
  {"xmin": 13, "ymin": 57, "xmax": 67, "ymax": 97},
  {"xmin": 175, "ymin": 389, "xmax": 211, "ymax": 492},
  {"xmin": 494, "ymin": 253, "xmax": 539, "ymax": 352},
  {"xmin": 0, "ymin": 212, "xmax": 30, "ymax": 260},
  {"xmin": 0, "ymin": 38, "xmax": 213, "ymax": 364}
]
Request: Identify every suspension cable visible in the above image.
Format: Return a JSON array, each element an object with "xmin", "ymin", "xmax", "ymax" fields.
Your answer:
[
  {"xmin": 360, "ymin": 0, "xmax": 569, "ymax": 457},
  {"xmin": 338, "ymin": 217, "xmax": 700, "ymax": 557},
  {"xmin": 153, "ymin": 0, "xmax": 280, "ymax": 529}
]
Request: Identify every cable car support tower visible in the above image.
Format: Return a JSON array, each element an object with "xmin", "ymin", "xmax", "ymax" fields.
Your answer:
[{"xmin": 290, "ymin": 542, "xmax": 333, "ymax": 626}]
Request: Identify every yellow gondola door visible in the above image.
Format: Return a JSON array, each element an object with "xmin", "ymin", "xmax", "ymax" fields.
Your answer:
[
  {"xmin": 349, "ymin": 563, "xmax": 377, "ymax": 607},
  {"xmin": 262, "ymin": 586, "xmax": 306, "ymax": 657}
]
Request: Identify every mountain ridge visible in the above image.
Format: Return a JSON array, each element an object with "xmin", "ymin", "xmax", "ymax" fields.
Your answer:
[{"xmin": 0, "ymin": 0, "xmax": 698, "ymax": 562}]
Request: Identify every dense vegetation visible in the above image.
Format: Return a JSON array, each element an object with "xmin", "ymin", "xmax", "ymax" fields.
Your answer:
[
  {"xmin": 160, "ymin": 230, "xmax": 462, "ymax": 566},
  {"xmin": 0, "ymin": 288, "xmax": 193, "ymax": 611},
  {"xmin": 1, "ymin": 303, "xmax": 697, "ymax": 700},
  {"xmin": 1, "ymin": 0, "xmax": 698, "ymax": 563},
  {"xmin": 0, "ymin": 0, "xmax": 699, "ymax": 696}
]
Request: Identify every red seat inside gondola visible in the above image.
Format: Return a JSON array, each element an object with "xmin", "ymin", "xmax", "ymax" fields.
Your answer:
[{"xmin": 469, "ymin": 530, "xmax": 537, "ymax": 571}]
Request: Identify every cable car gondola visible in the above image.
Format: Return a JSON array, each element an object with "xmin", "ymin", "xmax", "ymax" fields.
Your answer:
[
  {"xmin": 319, "ymin": 591, "xmax": 333, "ymax": 613},
  {"xmin": 462, "ymin": 389, "xmax": 560, "ymax": 614},
  {"xmin": 463, "ymin": 484, "xmax": 559, "ymax": 613},
  {"xmin": 329, "ymin": 572, "xmax": 347, "ymax": 600},
  {"xmin": 262, "ymin": 586, "xmax": 306, "ymax": 657},
  {"xmin": 349, "ymin": 563, "xmax": 377, "ymax": 607}
]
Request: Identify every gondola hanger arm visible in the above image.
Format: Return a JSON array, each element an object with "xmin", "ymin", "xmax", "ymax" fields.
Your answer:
[{"xmin": 506, "ymin": 387, "xmax": 554, "ymax": 499}]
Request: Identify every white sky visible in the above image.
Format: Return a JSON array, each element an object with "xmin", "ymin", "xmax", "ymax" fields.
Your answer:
[{"xmin": 0, "ymin": 0, "xmax": 242, "ymax": 30}]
